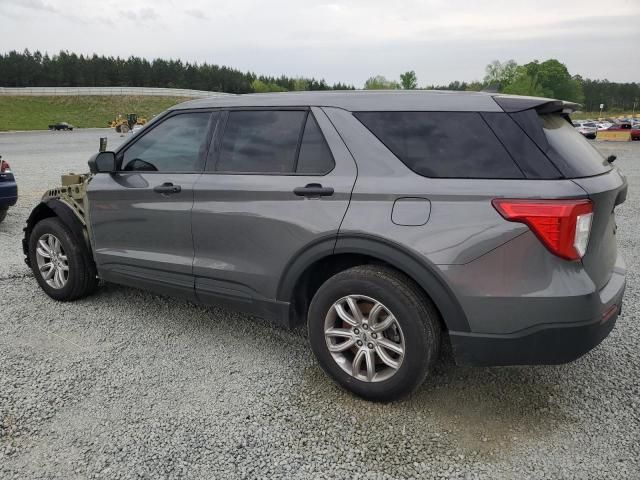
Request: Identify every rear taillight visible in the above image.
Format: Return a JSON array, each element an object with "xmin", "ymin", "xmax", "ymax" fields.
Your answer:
[
  {"xmin": 0, "ymin": 160, "xmax": 10, "ymax": 173},
  {"xmin": 492, "ymin": 199, "xmax": 593, "ymax": 261}
]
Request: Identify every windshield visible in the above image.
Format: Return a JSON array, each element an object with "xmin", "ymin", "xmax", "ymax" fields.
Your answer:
[{"xmin": 540, "ymin": 114, "xmax": 610, "ymax": 177}]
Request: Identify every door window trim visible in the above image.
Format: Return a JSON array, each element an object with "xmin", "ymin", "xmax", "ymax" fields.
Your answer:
[{"xmin": 115, "ymin": 109, "xmax": 219, "ymax": 174}]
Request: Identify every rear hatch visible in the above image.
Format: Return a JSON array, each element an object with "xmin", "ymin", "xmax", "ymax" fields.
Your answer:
[{"xmin": 495, "ymin": 96, "xmax": 627, "ymax": 290}]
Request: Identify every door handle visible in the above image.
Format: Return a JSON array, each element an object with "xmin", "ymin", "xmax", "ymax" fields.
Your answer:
[
  {"xmin": 293, "ymin": 183, "xmax": 334, "ymax": 197},
  {"xmin": 153, "ymin": 182, "xmax": 181, "ymax": 194}
]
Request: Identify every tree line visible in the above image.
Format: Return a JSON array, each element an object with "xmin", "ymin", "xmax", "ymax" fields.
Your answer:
[
  {"xmin": 0, "ymin": 50, "xmax": 353, "ymax": 93},
  {"xmin": 366, "ymin": 59, "xmax": 639, "ymax": 113},
  {"xmin": 1, "ymin": 50, "xmax": 637, "ymax": 113}
]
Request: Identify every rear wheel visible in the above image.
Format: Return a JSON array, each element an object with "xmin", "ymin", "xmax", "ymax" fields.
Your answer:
[
  {"xmin": 0, "ymin": 208, "xmax": 7, "ymax": 223},
  {"xmin": 308, "ymin": 265, "xmax": 441, "ymax": 401},
  {"xmin": 28, "ymin": 217, "xmax": 98, "ymax": 301}
]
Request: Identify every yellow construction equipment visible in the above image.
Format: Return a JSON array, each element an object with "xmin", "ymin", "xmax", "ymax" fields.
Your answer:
[{"xmin": 108, "ymin": 113, "xmax": 147, "ymax": 133}]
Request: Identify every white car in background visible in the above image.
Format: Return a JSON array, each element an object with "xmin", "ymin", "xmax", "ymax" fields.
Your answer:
[{"xmin": 573, "ymin": 121, "xmax": 597, "ymax": 139}]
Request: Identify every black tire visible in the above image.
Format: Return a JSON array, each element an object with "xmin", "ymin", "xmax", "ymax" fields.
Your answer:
[
  {"xmin": 0, "ymin": 208, "xmax": 7, "ymax": 223},
  {"xmin": 28, "ymin": 217, "xmax": 98, "ymax": 301},
  {"xmin": 308, "ymin": 265, "xmax": 441, "ymax": 401}
]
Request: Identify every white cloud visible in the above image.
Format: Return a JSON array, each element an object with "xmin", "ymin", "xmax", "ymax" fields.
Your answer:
[
  {"xmin": 0, "ymin": 0, "xmax": 638, "ymax": 85},
  {"xmin": 185, "ymin": 8, "xmax": 208, "ymax": 20}
]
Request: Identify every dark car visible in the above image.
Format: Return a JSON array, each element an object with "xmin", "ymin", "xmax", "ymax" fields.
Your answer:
[
  {"xmin": 0, "ymin": 155, "xmax": 18, "ymax": 223},
  {"xmin": 48, "ymin": 122, "xmax": 74, "ymax": 131},
  {"xmin": 23, "ymin": 91, "xmax": 626, "ymax": 401}
]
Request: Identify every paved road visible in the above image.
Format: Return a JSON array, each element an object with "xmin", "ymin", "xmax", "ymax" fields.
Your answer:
[{"xmin": 1, "ymin": 130, "xmax": 639, "ymax": 479}]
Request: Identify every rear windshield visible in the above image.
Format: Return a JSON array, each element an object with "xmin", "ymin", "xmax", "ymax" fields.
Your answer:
[
  {"xmin": 538, "ymin": 114, "xmax": 610, "ymax": 177},
  {"xmin": 509, "ymin": 110, "xmax": 610, "ymax": 178},
  {"xmin": 354, "ymin": 111, "xmax": 524, "ymax": 179}
]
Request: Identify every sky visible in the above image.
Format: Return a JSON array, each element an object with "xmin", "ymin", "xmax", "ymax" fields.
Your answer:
[{"xmin": 0, "ymin": 0, "xmax": 638, "ymax": 87}]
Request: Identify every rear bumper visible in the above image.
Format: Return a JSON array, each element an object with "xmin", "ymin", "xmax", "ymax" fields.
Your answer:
[
  {"xmin": 0, "ymin": 181, "xmax": 18, "ymax": 208},
  {"xmin": 450, "ymin": 269, "xmax": 626, "ymax": 367}
]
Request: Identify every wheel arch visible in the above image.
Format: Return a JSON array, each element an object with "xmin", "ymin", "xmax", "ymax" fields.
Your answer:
[
  {"xmin": 277, "ymin": 235, "xmax": 470, "ymax": 333},
  {"xmin": 23, "ymin": 199, "xmax": 92, "ymax": 267}
]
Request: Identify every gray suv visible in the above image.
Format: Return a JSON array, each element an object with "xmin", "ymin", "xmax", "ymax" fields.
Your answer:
[{"xmin": 23, "ymin": 91, "xmax": 627, "ymax": 401}]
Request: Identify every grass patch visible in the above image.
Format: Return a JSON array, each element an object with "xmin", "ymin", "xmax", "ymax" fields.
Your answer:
[{"xmin": 0, "ymin": 96, "xmax": 188, "ymax": 131}]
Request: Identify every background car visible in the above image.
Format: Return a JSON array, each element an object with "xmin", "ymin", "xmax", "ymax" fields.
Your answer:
[
  {"xmin": 573, "ymin": 121, "xmax": 597, "ymax": 139},
  {"xmin": 607, "ymin": 123, "xmax": 640, "ymax": 140},
  {"xmin": 48, "ymin": 122, "xmax": 74, "ymax": 131},
  {"xmin": 0, "ymin": 155, "xmax": 18, "ymax": 223}
]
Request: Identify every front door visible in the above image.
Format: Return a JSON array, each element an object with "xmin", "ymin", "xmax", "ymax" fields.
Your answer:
[
  {"xmin": 88, "ymin": 111, "xmax": 216, "ymax": 299},
  {"xmin": 191, "ymin": 107, "xmax": 357, "ymax": 315}
]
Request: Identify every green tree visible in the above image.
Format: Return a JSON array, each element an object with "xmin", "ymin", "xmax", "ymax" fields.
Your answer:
[
  {"xmin": 400, "ymin": 70, "xmax": 417, "ymax": 89},
  {"xmin": 250, "ymin": 79, "xmax": 287, "ymax": 93},
  {"xmin": 520, "ymin": 59, "xmax": 584, "ymax": 103},
  {"xmin": 465, "ymin": 81, "xmax": 484, "ymax": 92},
  {"xmin": 292, "ymin": 78, "xmax": 310, "ymax": 91},
  {"xmin": 502, "ymin": 70, "xmax": 546, "ymax": 97},
  {"xmin": 364, "ymin": 75, "xmax": 400, "ymax": 90},
  {"xmin": 484, "ymin": 59, "xmax": 519, "ymax": 88}
]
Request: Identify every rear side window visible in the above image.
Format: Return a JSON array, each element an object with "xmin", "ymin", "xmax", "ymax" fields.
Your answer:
[
  {"xmin": 512, "ymin": 110, "xmax": 610, "ymax": 178},
  {"xmin": 354, "ymin": 112, "xmax": 524, "ymax": 179},
  {"xmin": 482, "ymin": 112, "xmax": 561, "ymax": 179},
  {"xmin": 215, "ymin": 110, "xmax": 306, "ymax": 173}
]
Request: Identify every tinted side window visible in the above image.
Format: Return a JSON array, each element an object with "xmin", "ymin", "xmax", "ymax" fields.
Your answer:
[
  {"xmin": 122, "ymin": 112, "xmax": 212, "ymax": 172},
  {"xmin": 215, "ymin": 110, "xmax": 306, "ymax": 173},
  {"xmin": 354, "ymin": 112, "xmax": 523, "ymax": 179},
  {"xmin": 296, "ymin": 114, "xmax": 335, "ymax": 174},
  {"xmin": 482, "ymin": 112, "xmax": 561, "ymax": 179}
]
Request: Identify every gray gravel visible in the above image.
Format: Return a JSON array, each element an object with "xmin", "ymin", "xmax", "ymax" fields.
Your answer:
[{"xmin": 1, "ymin": 129, "xmax": 639, "ymax": 479}]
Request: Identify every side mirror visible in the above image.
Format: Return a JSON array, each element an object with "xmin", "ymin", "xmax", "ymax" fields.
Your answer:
[
  {"xmin": 88, "ymin": 151, "xmax": 116, "ymax": 174},
  {"xmin": 607, "ymin": 155, "xmax": 617, "ymax": 164}
]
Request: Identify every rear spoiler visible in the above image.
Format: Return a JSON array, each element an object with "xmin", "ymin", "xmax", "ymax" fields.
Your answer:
[{"xmin": 493, "ymin": 95, "xmax": 581, "ymax": 114}]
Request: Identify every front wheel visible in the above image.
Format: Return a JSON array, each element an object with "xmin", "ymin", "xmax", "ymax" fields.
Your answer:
[
  {"xmin": 308, "ymin": 265, "xmax": 441, "ymax": 401},
  {"xmin": 28, "ymin": 217, "xmax": 98, "ymax": 301},
  {"xmin": 0, "ymin": 208, "xmax": 7, "ymax": 223}
]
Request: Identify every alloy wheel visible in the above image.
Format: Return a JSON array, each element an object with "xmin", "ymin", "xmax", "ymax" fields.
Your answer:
[
  {"xmin": 35, "ymin": 233, "xmax": 69, "ymax": 289},
  {"xmin": 324, "ymin": 295, "xmax": 405, "ymax": 382}
]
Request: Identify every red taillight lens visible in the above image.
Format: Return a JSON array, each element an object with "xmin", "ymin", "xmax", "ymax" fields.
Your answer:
[
  {"xmin": 0, "ymin": 160, "xmax": 10, "ymax": 173},
  {"xmin": 492, "ymin": 199, "xmax": 593, "ymax": 261}
]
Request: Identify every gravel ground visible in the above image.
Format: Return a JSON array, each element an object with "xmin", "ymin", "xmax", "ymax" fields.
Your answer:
[{"xmin": 1, "ymin": 130, "xmax": 639, "ymax": 479}]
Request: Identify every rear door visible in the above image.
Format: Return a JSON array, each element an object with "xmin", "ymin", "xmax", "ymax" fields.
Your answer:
[
  {"xmin": 191, "ymin": 107, "xmax": 356, "ymax": 312},
  {"xmin": 88, "ymin": 111, "xmax": 215, "ymax": 299}
]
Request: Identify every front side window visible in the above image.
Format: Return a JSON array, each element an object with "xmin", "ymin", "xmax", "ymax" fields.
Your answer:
[
  {"xmin": 121, "ymin": 112, "xmax": 212, "ymax": 172},
  {"xmin": 215, "ymin": 110, "xmax": 306, "ymax": 173}
]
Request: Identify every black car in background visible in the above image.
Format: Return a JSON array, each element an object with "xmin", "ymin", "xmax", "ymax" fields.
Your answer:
[{"xmin": 48, "ymin": 122, "xmax": 74, "ymax": 131}]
